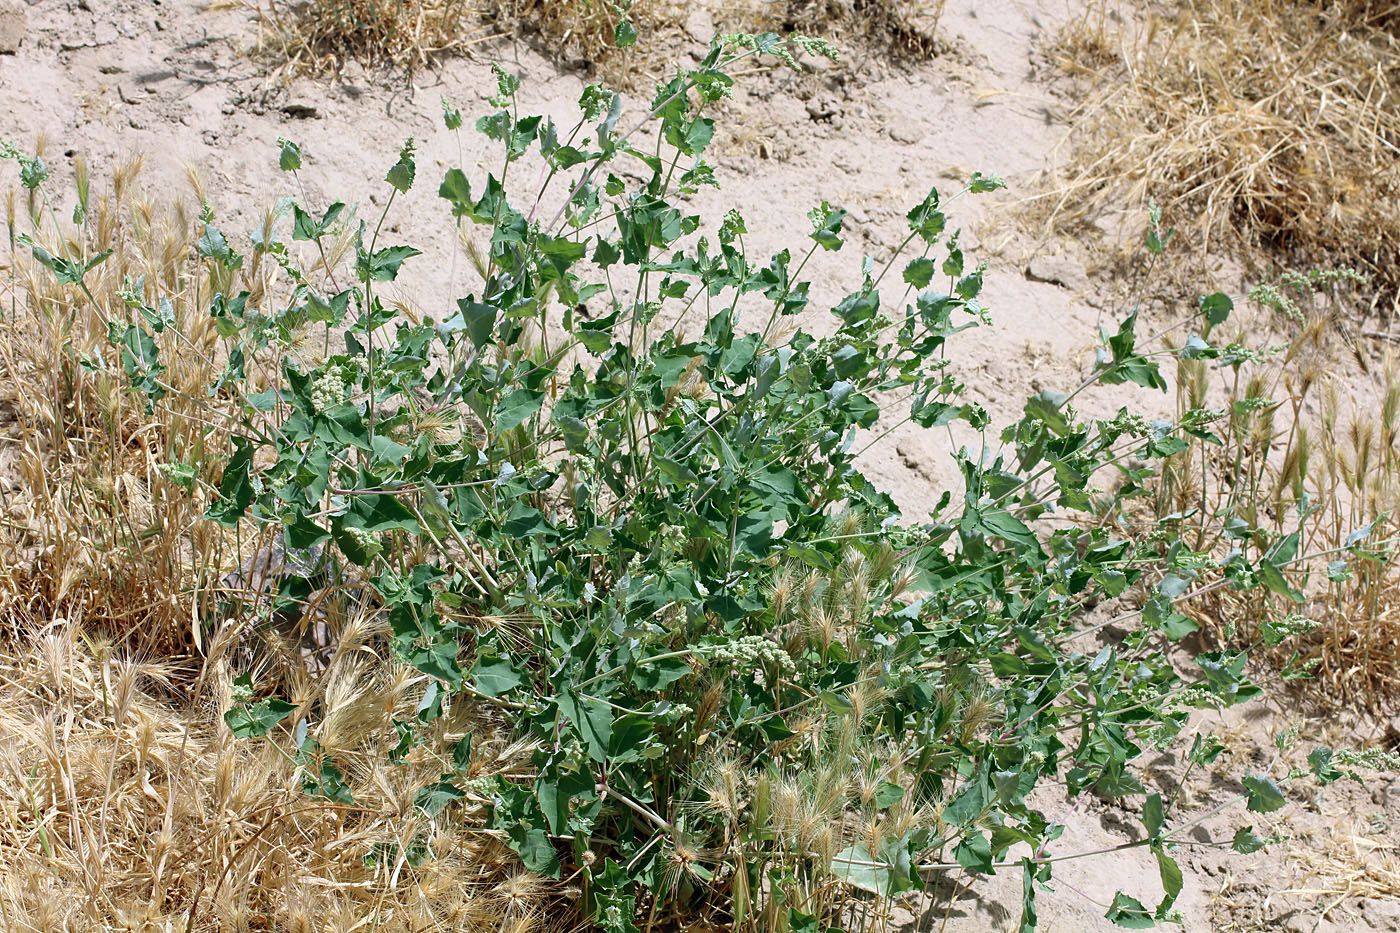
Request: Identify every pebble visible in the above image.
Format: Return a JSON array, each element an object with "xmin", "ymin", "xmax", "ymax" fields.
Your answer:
[
  {"xmin": 1360, "ymin": 897, "xmax": 1400, "ymax": 930},
  {"xmin": 1025, "ymin": 253, "xmax": 1090, "ymax": 292},
  {"xmin": 889, "ymin": 124, "xmax": 922, "ymax": 145},
  {"xmin": 0, "ymin": 0, "xmax": 24, "ymax": 54},
  {"xmin": 684, "ymin": 8, "xmax": 713, "ymax": 46}
]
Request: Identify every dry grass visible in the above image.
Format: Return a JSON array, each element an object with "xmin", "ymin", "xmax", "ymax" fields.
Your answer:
[
  {"xmin": 0, "ymin": 149, "xmax": 555, "ymax": 933},
  {"xmin": 1281, "ymin": 820, "xmax": 1400, "ymax": 924},
  {"xmin": 253, "ymin": 0, "xmax": 492, "ymax": 75},
  {"xmin": 1151, "ymin": 285, "xmax": 1400, "ymax": 704},
  {"xmin": 489, "ymin": 0, "xmax": 682, "ymax": 82},
  {"xmin": 0, "ymin": 619, "xmax": 546, "ymax": 932},
  {"xmin": 1, "ymin": 148, "xmax": 238, "ymax": 658},
  {"xmin": 250, "ymin": 0, "xmax": 947, "ymax": 83},
  {"xmin": 723, "ymin": 0, "xmax": 947, "ymax": 57},
  {"xmin": 1044, "ymin": 0, "xmax": 1400, "ymax": 313}
]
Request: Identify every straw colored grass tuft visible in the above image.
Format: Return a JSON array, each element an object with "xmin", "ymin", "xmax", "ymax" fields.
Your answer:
[
  {"xmin": 254, "ymin": 0, "xmax": 491, "ymax": 75},
  {"xmin": 775, "ymin": 0, "xmax": 945, "ymax": 56},
  {"xmin": 486, "ymin": 0, "xmax": 681, "ymax": 83},
  {"xmin": 0, "ymin": 147, "xmax": 236, "ymax": 659},
  {"xmin": 0, "ymin": 150, "xmax": 556, "ymax": 931},
  {"xmin": 1045, "ymin": 0, "xmax": 1400, "ymax": 312},
  {"xmin": 1149, "ymin": 282, "xmax": 1400, "ymax": 705},
  {"xmin": 0, "ymin": 619, "xmax": 544, "ymax": 932},
  {"xmin": 721, "ymin": 0, "xmax": 946, "ymax": 57}
]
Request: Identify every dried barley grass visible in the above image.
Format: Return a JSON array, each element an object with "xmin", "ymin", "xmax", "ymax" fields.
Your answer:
[
  {"xmin": 721, "ymin": 0, "xmax": 946, "ymax": 57},
  {"xmin": 486, "ymin": 0, "xmax": 681, "ymax": 84},
  {"xmin": 1045, "ymin": 0, "xmax": 1400, "ymax": 311},
  {"xmin": 0, "ymin": 619, "xmax": 544, "ymax": 932},
  {"xmin": 253, "ymin": 0, "xmax": 492, "ymax": 76}
]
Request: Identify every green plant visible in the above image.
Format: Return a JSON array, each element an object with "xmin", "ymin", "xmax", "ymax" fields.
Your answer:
[
  {"xmin": 6, "ymin": 33, "xmax": 1394, "ymax": 933},
  {"xmin": 1153, "ymin": 266, "xmax": 1400, "ymax": 704}
]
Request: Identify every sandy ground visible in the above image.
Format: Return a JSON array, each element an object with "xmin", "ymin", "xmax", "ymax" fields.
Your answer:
[{"xmin": 2, "ymin": 0, "xmax": 1399, "ymax": 929}]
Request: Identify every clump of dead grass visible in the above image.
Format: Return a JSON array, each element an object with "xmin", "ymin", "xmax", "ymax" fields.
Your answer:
[
  {"xmin": 0, "ymin": 145, "xmax": 245, "ymax": 659},
  {"xmin": 0, "ymin": 618, "xmax": 548, "ymax": 932},
  {"xmin": 486, "ymin": 0, "xmax": 682, "ymax": 84},
  {"xmin": 1150, "ymin": 281, "xmax": 1400, "ymax": 705},
  {"xmin": 723, "ymin": 0, "xmax": 946, "ymax": 57},
  {"xmin": 1044, "ymin": 0, "xmax": 1400, "ymax": 313},
  {"xmin": 253, "ymin": 0, "xmax": 492, "ymax": 75},
  {"xmin": 0, "ymin": 149, "xmax": 560, "ymax": 931}
]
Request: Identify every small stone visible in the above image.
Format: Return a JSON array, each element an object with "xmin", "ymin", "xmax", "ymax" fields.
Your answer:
[
  {"xmin": 683, "ymin": 8, "xmax": 713, "ymax": 45},
  {"xmin": 889, "ymin": 124, "xmax": 921, "ymax": 145},
  {"xmin": 282, "ymin": 101, "xmax": 321, "ymax": 119},
  {"xmin": 1026, "ymin": 253, "xmax": 1090, "ymax": 292},
  {"xmin": 1361, "ymin": 897, "xmax": 1400, "ymax": 929},
  {"xmin": 0, "ymin": 0, "xmax": 27, "ymax": 54}
]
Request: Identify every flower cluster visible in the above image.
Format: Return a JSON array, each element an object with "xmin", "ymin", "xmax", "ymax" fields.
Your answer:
[
  {"xmin": 706, "ymin": 636, "xmax": 795, "ymax": 677},
  {"xmin": 310, "ymin": 364, "xmax": 349, "ymax": 413}
]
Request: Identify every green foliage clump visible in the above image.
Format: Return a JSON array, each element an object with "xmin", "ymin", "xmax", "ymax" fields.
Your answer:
[{"xmin": 9, "ymin": 32, "xmax": 1390, "ymax": 933}]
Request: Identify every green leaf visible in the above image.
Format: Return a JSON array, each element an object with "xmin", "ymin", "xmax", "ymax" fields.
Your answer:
[
  {"xmin": 442, "ymin": 97, "xmax": 463, "ymax": 130},
  {"xmin": 556, "ymin": 688, "xmax": 612, "ymax": 762},
  {"xmin": 450, "ymin": 299, "xmax": 497, "ymax": 348},
  {"xmin": 906, "ymin": 188, "xmax": 945, "ymax": 244},
  {"xmin": 630, "ymin": 657, "xmax": 692, "ymax": 691},
  {"xmin": 278, "ymin": 137, "xmax": 302, "ymax": 172},
  {"xmin": 653, "ymin": 454, "xmax": 697, "ymax": 487},
  {"xmin": 614, "ymin": 16, "xmax": 637, "ymax": 47},
  {"xmin": 1105, "ymin": 892, "xmax": 1155, "ymax": 929},
  {"xmin": 198, "ymin": 225, "xmax": 241, "ymax": 269},
  {"xmin": 1153, "ymin": 846, "xmax": 1182, "ymax": 911},
  {"xmin": 833, "ymin": 843, "xmax": 892, "ymax": 895},
  {"xmin": 510, "ymin": 824, "xmax": 560, "ymax": 875},
  {"xmin": 536, "ymin": 765, "xmax": 594, "ymax": 835},
  {"xmin": 969, "ymin": 172, "xmax": 1007, "ymax": 193},
  {"xmin": 1199, "ymin": 292, "xmax": 1233, "ymax": 327},
  {"xmin": 410, "ymin": 637, "xmax": 463, "ymax": 689},
  {"xmin": 1231, "ymin": 825, "xmax": 1267, "ymax": 854},
  {"xmin": 207, "ymin": 440, "xmax": 256, "ymax": 526},
  {"xmin": 954, "ymin": 830, "xmax": 993, "ymax": 874},
  {"xmin": 496, "ymin": 389, "xmax": 545, "ymax": 432},
  {"xmin": 1143, "ymin": 793, "xmax": 1164, "ymax": 838},
  {"xmin": 1308, "ymin": 746, "xmax": 1343, "ymax": 784},
  {"xmin": 556, "ymin": 414, "xmax": 589, "ymax": 453},
  {"xmin": 385, "ymin": 138, "xmax": 417, "ymax": 193},
  {"xmin": 1242, "ymin": 773, "xmax": 1286, "ymax": 813},
  {"xmin": 903, "ymin": 257, "xmax": 935, "ymax": 288},
  {"xmin": 357, "ymin": 244, "xmax": 422, "ymax": 282},
  {"xmin": 473, "ymin": 656, "xmax": 526, "ymax": 697},
  {"xmin": 873, "ymin": 782, "xmax": 906, "ymax": 809},
  {"xmin": 503, "ymin": 503, "xmax": 554, "ymax": 538},
  {"xmin": 439, "ymin": 168, "xmax": 474, "ymax": 217},
  {"xmin": 331, "ymin": 520, "xmax": 382, "ymax": 566},
  {"xmin": 293, "ymin": 201, "xmax": 345, "ymax": 241},
  {"xmin": 302, "ymin": 757, "xmax": 354, "ymax": 804},
  {"xmin": 819, "ymin": 691, "xmax": 854, "ymax": 714},
  {"xmin": 1257, "ymin": 559, "xmax": 1303, "ymax": 603},
  {"xmin": 808, "ymin": 201, "xmax": 846, "ymax": 251},
  {"xmin": 224, "ymin": 696, "xmax": 297, "ymax": 739},
  {"xmin": 415, "ymin": 780, "xmax": 465, "ymax": 816}
]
